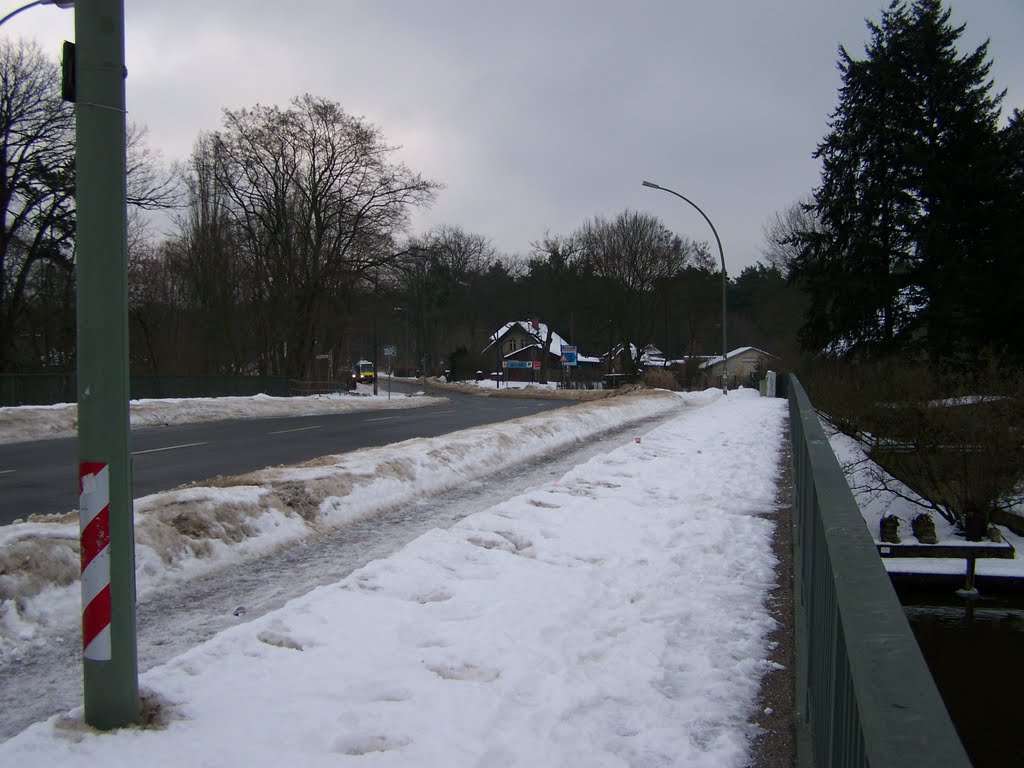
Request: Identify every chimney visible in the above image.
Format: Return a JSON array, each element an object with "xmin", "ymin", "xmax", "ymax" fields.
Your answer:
[{"xmin": 530, "ymin": 314, "xmax": 540, "ymax": 331}]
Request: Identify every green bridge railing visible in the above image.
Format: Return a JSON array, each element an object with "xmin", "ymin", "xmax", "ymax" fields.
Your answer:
[{"xmin": 786, "ymin": 374, "xmax": 970, "ymax": 767}]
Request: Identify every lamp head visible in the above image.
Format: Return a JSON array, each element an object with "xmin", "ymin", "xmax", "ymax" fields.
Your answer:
[{"xmin": 641, "ymin": 180, "xmax": 660, "ymax": 189}]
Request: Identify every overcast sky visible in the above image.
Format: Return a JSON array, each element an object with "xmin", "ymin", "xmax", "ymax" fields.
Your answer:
[{"xmin": 4, "ymin": 1, "xmax": 1023, "ymax": 272}]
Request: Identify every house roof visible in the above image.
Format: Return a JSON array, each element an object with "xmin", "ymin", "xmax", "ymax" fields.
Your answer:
[
  {"xmin": 698, "ymin": 347, "xmax": 776, "ymax": 370},
  {"xmin": 605, "ymin": 343, "xmax": 668, "ymax": 367},
  {"xmin": 640, "ymin": 345, "xmax": 665, "ymax": 367},
  {"xmin": 483, "ymin": 320, "xmax": 571, "ymax": 357}
]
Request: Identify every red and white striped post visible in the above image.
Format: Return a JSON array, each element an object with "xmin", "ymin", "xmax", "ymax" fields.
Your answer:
[{"xmin": 79, "ymin": 462, "xmax": 112, "ymax": 661}]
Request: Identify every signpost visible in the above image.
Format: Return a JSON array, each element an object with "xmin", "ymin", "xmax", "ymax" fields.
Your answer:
[
  {"xmin": 315, "ymin": 352, "xmax": 331, "ymax": 390},
  {"xmin": 503, "ymin": 360, "xmax": 531, "ymax": 384},
  {"xmin": 560, "ymin": 345, "xmax": 577, "ymax": 389},
  {"xmin": 383, "ymin": 345, "xmax": 396, "ymax": 399}
]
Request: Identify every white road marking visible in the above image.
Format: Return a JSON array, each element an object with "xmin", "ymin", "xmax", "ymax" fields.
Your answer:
[
  {"xmin": 268, "ymin": 425, "xmax": 322, "ymax": 435},
  {"xmin": 363, "ymin": 416, "xmax": 399, "ymax": 422},
  {"xmin": 131, "ymin": 441, "xmax": 207, "ymax": 456},
  {"xmin": 0, "ymin": 469, "xmax": 15, "ymax": 475}
]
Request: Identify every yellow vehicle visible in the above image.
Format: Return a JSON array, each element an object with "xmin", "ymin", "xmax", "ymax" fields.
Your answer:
[{"xmin": 352, "ymin": 359, "xmax": 375, "ymax": 385}]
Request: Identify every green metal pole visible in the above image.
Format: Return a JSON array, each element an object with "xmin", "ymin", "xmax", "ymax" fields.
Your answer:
[
  {"xmin": 75, "ymin": 0, "xmax": 139, "ymax": 729},
  {"xmin": 721, "ymin": 255, "xmax": 728, "ymax": 394}
]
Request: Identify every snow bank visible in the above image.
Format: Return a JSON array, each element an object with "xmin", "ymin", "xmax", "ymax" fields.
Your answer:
[
  {"xmin": 0, "ymin": 390, "xmax": 444, "ymax": 444},
  {"xmin": 0, "ymin": 390, "xmax": 689, "ymax": 662},
  {"xmin": 1, "ymin": 387, "xmax": 787, "ymax": 767}
]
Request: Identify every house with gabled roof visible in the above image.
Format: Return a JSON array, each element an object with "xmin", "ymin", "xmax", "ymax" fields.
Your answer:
[
  {"xmin": 698, "ymin": 346, "xmax": 777, "ymax": 390},
  {"xmin": 482, "ymin": 316, "xmax": 599, "ymax": 382},
  {"xmin": 605, "ymin": 343, "xmax": 669, "ymax": 372}
]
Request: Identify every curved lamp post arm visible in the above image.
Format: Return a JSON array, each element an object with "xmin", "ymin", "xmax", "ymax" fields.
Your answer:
[
  {"xmin": 642, "ymin": 179, "xmax": 728, "ymax": 394},
  {"xmin": 0, "ymin": 0, "xmax": 73, "ymax": 27},
  {"xmin": 642, "ymin": 180, "xmax": 725, "ymax": 274}
]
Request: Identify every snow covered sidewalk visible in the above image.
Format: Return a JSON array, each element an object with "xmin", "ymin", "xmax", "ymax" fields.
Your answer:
[{"xmin": 1, "ymin": 390, "xmax": 789, "ymax": 767}]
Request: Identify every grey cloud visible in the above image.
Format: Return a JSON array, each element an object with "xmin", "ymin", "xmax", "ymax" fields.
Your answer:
[{"xmin": 3, "ymin": 0, "xmax": 1023, "ymax": 268}]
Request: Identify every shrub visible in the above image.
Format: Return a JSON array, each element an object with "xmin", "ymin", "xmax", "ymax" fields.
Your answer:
[
  {"xmin": 806, "ymin": 355, "xmax": 1024, "ymax": 537},
  {"xmin": 642, "ymin": 368, "xmax": 678, "ymax": 391}
]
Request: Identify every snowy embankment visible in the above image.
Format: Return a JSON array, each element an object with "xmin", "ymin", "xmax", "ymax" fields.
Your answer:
[
  {"xmin": 1, "ymin": 388, "xmax": 788, "ymax": 767},
  {"xmin": 829, "ymin": 429, "xmax": 1024, "ymax": 576},
  {"xmin": 0, "ymin": 389, "xmax": 685, "ymax": 662}
]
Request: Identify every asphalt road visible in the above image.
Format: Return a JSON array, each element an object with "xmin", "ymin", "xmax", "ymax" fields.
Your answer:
[{"xmin": 0, "ymin": 384, "xmax": 571, "ymax": 526}]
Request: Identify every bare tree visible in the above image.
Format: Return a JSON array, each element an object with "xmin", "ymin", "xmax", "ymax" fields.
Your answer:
[
  {"xmin": 128, "ymin": 229, "xmax": 176, "ymax": 374},
  {"xmin": 811, "ymin": 357, "xmax": 1024, "ymax": 537},
  {"xmin": 0, "ymin": 39, "xmax": 182, "ymax": 372},
  {"xmin": 126, "ymin": 123, "xmax": 178, "ymax": 211},
  {"xmin": 525, "ymin": 233, "xmax": 583, "ymax": 383},
  {"xmin": 424, "ymin": 224, "xmax": 497, "ymax": 358},
  {"xmin": 203, "ymin": 94, "xmax": 441, "ymax": 377},
  {"xmin": 575, "ymin": 210, "xmax": 694, "ymax": 373},
  {"xmin": 0, "ymin": 40, "xmax": 75, "ymax": 372},
  {"xmin": 760, "ymin": 198, "xmax": 820, "ymax": 277},
  {"xmin": 155, "ymin": 133, "xmax": 251, "ymax": 373},
  {"xmin": 427, "ymin": 224, "xmax": 496, "ymax": 276},
  {"xmin": 690, "ymin": 240, "xmax": 718, "ymax": 273},
  {"xmin": 386, "ymin": 226, "xmax": 499, "ymax": 375}
]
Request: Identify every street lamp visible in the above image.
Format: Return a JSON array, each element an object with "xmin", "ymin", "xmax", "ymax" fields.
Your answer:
[
  {"xmin": 3, "ymin": 0, "xmax": 138, "ymax": 735},
  {"xmin": 75, "ymin": 0, "xmax": 138, "ymax": 730},
  {"xmin": 2, "ymin": 0, "xmax": 140, "ymax": 732},
  {"xmin": 0, "ymin": 0, "xmax": 73, "ymax": 27},
  {"xmin": 3, "ymin": 0, "xmax": 138, "ymax": 733},
  {"xmin": 641, "ymin": 180, "xmax": 728, "ymax": 394}
]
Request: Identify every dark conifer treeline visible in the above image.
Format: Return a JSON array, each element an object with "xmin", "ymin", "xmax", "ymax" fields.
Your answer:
[{"xmin": 788, "ymin": 0, "xmax": 1024, "ymax": 369}]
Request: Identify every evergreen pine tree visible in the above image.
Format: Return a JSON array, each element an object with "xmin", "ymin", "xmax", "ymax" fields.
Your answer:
[
  {"xmin": 791, "ymin": 0, "xmax": 1008, "ymax": 365},
  {"xmin": 901, "ymin": 0, "xmax": 1005, "ymax": 364},
  {"xmin": 987, "ymin": 110, "xmax": 1024, "ymax": 364}
]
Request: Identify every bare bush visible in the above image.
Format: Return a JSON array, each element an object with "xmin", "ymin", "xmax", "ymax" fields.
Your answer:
[
  {"xmin": 642, "ymin": 368, "xmax": 678, "ymax": 391},
  {"xmin": 807, "ymin": 357, "xmax": 1024, "ymax": 537}
]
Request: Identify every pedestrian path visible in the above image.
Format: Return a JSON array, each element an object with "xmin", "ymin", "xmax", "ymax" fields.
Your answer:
[{"xmin": 0, "ymin": 390, "xmax": 793, "ymax": 767}]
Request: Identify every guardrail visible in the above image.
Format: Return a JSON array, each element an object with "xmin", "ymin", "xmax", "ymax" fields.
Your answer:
[{"xmin": 787, "ymin": 374, "xmax": 970, "ymax": 767}]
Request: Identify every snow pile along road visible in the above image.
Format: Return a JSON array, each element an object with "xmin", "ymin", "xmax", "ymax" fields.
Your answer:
[
  {"xmin": 0, "ymin": 390, "xmax": 686, "ymax": 662},
  {"xmin": 1, "ymin": 388, "xmax": 788, "ymax": 767},
  {"xmin": 0, "ymin": 389, "xmax": 444, "ymax": 444}
]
